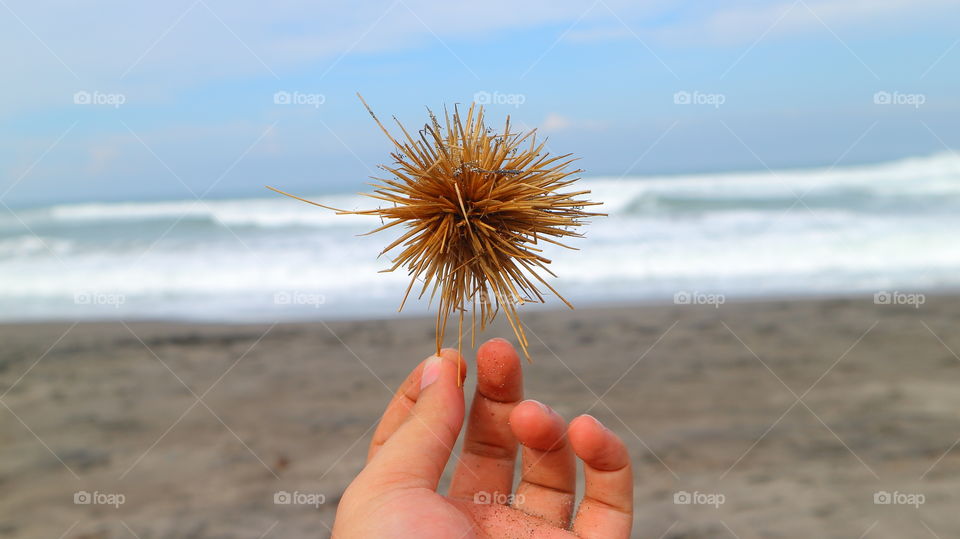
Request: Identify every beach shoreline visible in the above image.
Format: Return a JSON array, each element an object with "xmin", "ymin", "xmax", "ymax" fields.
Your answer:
[{"xmin": 2, "ymin": 293, "xmax": 960, "ymax": 537}]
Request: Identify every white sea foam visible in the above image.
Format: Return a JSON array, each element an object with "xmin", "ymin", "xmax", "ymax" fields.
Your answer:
[{"xmin": 2, "ymin": 152, "xmax": 959, "ymax": 321}]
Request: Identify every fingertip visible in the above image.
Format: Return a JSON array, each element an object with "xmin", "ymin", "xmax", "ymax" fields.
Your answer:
[
  {"xmin": 438, "ymin": 347, "xmax": 465, "ymax": 364},
  {"xmin": 478, "ymin": 338, "xmax": 518, "ymax": 364},
  {"xmin": 510, "ymin": 399, "xmax": 551, "ymax": 424},
  {"xmin": 569, "ymin": 415, "xmax": 629, "ymax": 472},
  {"xmin": 482, "ymin": 336, "xmax": 512, "ymax": 347},
  {"xmin": 421, "ymin": 349, "xmax": 464, "ymax": 391},
  {"xmin": 437, "ymin": 348, "xmax": 468, "ymax": 386},
  {"xmin": 476, "ymin": 338, "xmax": 522, "ymax": 401},
  {"xmin": 510, "ymin": 400, "xmax": 566, "ymax": 451},
  {"xmin": 569, "ymin": 413, "xmax": 602, "ymax": 433},
  {"xmin": 477, "ymin": 338, "xmax": 519, "ymax": 367}
]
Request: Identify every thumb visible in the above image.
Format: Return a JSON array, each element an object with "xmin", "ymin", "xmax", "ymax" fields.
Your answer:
[{"xmin": 363, "ymin": 348, "xmax": 466, "ymax": 490}]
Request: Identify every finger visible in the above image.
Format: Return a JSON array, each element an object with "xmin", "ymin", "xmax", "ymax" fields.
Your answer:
[
  {"xmin": 449, "ymin": 338, "xmax": 524, "ymax": 501},
  {"xmin": 508, "ymin": 400, "xmax": 576, "ymax": 528},
  {"xmin": 367, "ymin": 353, "xmax": 466, "ymax": 463},
  {"xmin": 361, "ymin": 349, "xmax": 466, "ymax": 490},
  {"xmin": 366, "ymin": 358, "xmax": 424, "ymax": 462},
  {"xmin": 569, "ymin": 415, "xmax": 633, "ymax": 539}
]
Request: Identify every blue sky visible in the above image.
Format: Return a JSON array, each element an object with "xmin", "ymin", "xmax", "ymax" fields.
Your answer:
[{"xmin": 2, "ymin": 0, "xmax": 959, "ymax": 206}]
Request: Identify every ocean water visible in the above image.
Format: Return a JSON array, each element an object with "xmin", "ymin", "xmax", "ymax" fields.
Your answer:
[{"xmin": 2, "ymin": 152, "xmax": 959, "ymax": 322}]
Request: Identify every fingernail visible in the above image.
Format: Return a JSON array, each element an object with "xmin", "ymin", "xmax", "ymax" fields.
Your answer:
[
  {"xmin": 527, "ymin": 399, "xmax": 553, "ymax": 415},
  {"xmin": 580, "ymin": 414, "xmax": 608, "ymax": 431},
  {"xmin": 421, "ymin": 355, "xmax": 442, "ymax": 389}
]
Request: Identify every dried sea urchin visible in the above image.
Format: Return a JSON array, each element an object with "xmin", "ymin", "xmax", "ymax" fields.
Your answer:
[{"xmin": 268, "ymin": 94, "xmax": 603, "ymax": 362}]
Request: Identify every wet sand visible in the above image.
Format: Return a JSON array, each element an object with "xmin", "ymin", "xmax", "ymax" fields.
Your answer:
[{"xmin": 2, "ymin": 295, "xmax": 960, "ymax": 538}]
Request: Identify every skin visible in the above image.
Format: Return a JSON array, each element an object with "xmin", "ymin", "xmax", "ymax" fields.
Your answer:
[{"xmin": 332, "ymin": 338, "xmax": 633, "ymax": 538}]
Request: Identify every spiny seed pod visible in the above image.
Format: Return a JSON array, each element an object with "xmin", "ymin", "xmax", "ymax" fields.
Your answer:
[{"xmin": 269, "ymin": 94, "xmax": 603, "ymax": 365}]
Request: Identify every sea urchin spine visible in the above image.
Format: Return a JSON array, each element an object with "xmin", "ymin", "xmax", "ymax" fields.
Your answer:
[{"xmin": 269, "ymin": 94, "xmax": 603, "ymax": 365}]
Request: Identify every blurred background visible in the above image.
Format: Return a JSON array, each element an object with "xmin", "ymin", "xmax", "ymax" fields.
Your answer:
[
  {"xmin": 2, "ymin": 0, "xmax": 960, "ymax": 320},
  {"xmin": 2, "ymin": 1, "xmax": 960, "ymax": 538}
]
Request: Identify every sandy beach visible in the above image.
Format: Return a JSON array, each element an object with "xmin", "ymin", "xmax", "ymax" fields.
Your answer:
[{"xmin": 2, "ymin": 295, "xmax": 960, "ymax": 538}]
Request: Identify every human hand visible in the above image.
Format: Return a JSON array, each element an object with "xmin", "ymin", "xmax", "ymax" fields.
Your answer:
[{"xmin": 332, "ymin": 338, "xmax": 633, "ymax": 538}]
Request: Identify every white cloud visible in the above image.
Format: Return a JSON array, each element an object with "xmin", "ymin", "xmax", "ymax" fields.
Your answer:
[
  {"xmin": 565, "ymin": 26, "xmax": 634, "ymax": 43},
  {"xmin": 688, "ymin": 0, "xmax": 955, "ymax": 43},
  {"xmin": 3, "ymin": 0, "xmax": 955, "ymax": 117},
  {"xmin": 542, "ymin": 112, "xmax": 573, "ymax": 131},
  {"xmin": 86, "ymin": 145, "xmax": 120, "ymax": 175},
  {"xmin": 565, "ymin": 0, "xmax": 959, "ymax": 46},
  {"xmin": 0, "ymin": 0, "xmax": 653, "ymax": 117},
  {"xmin": 540, "ymin": 113, "xmax": 608, "ymax": 132},
  {"xmin": 0, "ymin": 0, "xmax": 644, "ymax": 77}
]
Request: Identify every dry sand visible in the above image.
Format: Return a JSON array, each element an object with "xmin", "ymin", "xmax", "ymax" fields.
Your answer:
[{"xmin": 2, "ymin": 295, "xmax": 960, "ymax": 538}]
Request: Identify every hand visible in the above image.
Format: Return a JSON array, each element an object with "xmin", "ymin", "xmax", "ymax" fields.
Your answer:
[{"xmin": 332, "ymin": 338, "xmax": 633, "ymax": 538}]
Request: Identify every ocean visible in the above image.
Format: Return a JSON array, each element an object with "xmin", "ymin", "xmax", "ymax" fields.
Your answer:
[{"xmin": 2, "ymin": 152, "xmax": 959, "ymax": 322}]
